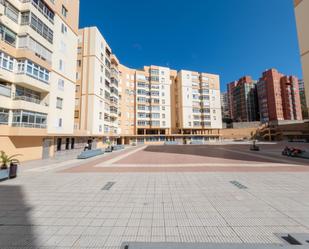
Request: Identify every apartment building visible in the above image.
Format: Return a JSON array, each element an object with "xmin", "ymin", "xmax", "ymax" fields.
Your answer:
[
  {"xmin": 135, "ymin": 66, "xmax": 174, "ymax": 137},
  {"xmin": 257, "ymin": 69, "xmax": 302, "ymax": 122},
  {"xmin": 220, "ymin": 92, "xmax": 229, "ymax": 119},
  {"xmin": 118, "ymin": 63, "xmax": 136, "ymax": 141},
  {"xmin": 299, "ymin": 79, "xmax": 308, "ymax": 118},
  {"xmin": 0, "ymin": 0, "xmax": 79, "ymax": 161},
  {"xmin": 74, "ymin": 27, "xmax": 119, "ymax": 144},
  {"xmin": 294, "ymin": 0, "xmax": 309, "ymax": 113},
  {"xmin": 174, "ymin": 70, "xmax": 222, "ymax": 141},
  {"xmin": 227, "ymin": 76, "xmax": 259, "ymax": 122}
]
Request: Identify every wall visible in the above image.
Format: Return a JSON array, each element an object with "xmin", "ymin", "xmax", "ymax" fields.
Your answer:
[
  {"xmin": 221, "ymin": 128, "xmax": 258, "ymax": 140},
  {"xmin": 0, "ymin": 136, "xmax": 43, "ymax": 162},
  {"xmin": 295, "ymin": 0, "xmax": 309, "ymax": 109}
]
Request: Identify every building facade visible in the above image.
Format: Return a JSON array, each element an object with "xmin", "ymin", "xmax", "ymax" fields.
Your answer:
[
  {"xmin": 174, "ymin": 70, "xmax": 222, "ymax": 135},
  {"xmin": 220, "ymin": 92, "xmax": 229, "ymax": 119},
  {"xmin": 0, "ymin": 0, "xmax": 79, "ymax": 161},
  {"xmin": 227, "ymin": 76, "xmax": 259, "ymax": 122},
  {"xmin": 74, "ymin": 27, "xmax": 119, "ymax": 138},
  {"xmin": 299, "ymin": 79, "xmax": 308, "ymax": 118},
  {"xmin": 294, "ymin": 0, "xmax": 309, "ymax": 114},
  {"xmin": 227, "ymin": 81, "xmax": 236, "ymax": 120},
  {"xmin": 257, "ymin": 69, "xmax": 302, "ymax": 122}
]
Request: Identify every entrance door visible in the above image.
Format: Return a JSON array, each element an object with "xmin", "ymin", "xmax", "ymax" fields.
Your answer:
[{"xmin": 42, "ymin": 138, "xmax": 52, "ymax": 159}]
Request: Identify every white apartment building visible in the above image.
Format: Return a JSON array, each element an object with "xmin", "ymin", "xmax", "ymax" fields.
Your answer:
[
  {"xmin": 0, "ymin": 0, "xmax": 79, "ymax": 161},
  {"xmin": 74, "ymin": 27, "xmax": 120, "ymax": 138},
  {"xmin": 135, "ymin": 66, "xmax": 174, "ymax": 136}
]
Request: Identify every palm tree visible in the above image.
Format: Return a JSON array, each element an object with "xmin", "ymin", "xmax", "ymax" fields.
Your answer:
[{"xmin": 0, "ymin": 151, "xmax": 21, "ymax": 169}]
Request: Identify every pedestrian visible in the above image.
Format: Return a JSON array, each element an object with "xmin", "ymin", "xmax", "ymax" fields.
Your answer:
[{"xmin": 84, "ymin": 143, "xmax": 89, "ymax": 151}]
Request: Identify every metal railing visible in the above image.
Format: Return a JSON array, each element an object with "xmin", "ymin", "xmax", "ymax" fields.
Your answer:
[
  {"xmin": 11, "ymin": 122, "xmax": 47, "ymax": 128},
  {"xmin": 14, "ymin": 95, "xmax": 41, "ymax": 104}
]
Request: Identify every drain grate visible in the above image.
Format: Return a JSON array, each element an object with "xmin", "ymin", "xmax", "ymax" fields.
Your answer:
[
  {"xmin": 102, "ymin": 181, "xmax": 116, "ymax": 190},
  {"xmin": 230, "ymin": 180, "xmax": 248, "ymax": 189}
]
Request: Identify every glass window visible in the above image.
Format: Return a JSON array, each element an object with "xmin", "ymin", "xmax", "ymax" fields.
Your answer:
[{"xmin": 56, "ymin": 97, "xmax": 63, "ymax": 109}]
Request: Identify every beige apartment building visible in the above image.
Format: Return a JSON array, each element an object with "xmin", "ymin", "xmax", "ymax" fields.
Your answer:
[
  {"xmin": 174, "ymin": 70, "xmax": 222, "ymax": 142},
  {"xmin": 294, "ymin": 0, "xmax": 309, "ymax": 111},
  {"xmin": 74, "ymin": 27, "xmax": 120, "ymax": 148},
  {"xmin": 0, "ymin": 0, "xmax": 80, "ymax": 161}
]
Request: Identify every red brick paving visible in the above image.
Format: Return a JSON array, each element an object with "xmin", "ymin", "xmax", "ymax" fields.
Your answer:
[{"xmin": 61, "ymin": 144, "xmax": 309, "ymax": 173}]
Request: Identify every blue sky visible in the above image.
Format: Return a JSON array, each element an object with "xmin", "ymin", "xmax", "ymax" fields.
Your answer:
[{"xmin": 79, "ymin": 0, "xmax": 302, "ymax": 92}]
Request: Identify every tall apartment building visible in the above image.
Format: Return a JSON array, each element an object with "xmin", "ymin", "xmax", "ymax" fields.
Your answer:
[
  {"xmin": 299, "ymin": 79, "xmax": 308, "ymax": 118},
  {"xmin": 174, "ymin": 70, "xmax": 222, "ymax": 136},
  {"xmin": 257, "ymin": 69, "xmax": 302, "ymax": 122},
  {"xmin": 227, "ymin": 81, "xmax": 236, "ymax": 120},
  {"xmin": 227, "ymin": 76, "xmax": 259, "ymax": 122},
  {"xmin": 294, "ymin": 0, "xmax": 309, "ymax": 113},
  {"xmin": 220, "ymin": 92, "xmax": 229, "ymax": 119},
  {"xmin": 0, "ymin": 0, "xmax": 79, "ymax": 161},
  {"xmin": 135, "ymin": 66, "xmax": 174, "ymax": 137},
  {"xmin": 74, "ymin": 27, "xmax": 119, "ymax": 145},
  {"xmin": 118, "ymin": 64, "xmax": 136, "ymax": 140}
]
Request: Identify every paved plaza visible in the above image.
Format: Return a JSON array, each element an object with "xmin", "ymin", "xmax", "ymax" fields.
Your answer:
[{"xmin": 1, "ymin": 142, "xmax": 309, "ymax": 249}]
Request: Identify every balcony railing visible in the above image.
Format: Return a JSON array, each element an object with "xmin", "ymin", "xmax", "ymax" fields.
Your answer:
[
  {"xmin": 0, "ymin": 85, "xmax": 11, "ymax": 97},
  {"xmin": 14, "ymin": 95, "xmax": 42, "ymax": 104},
  {"xmin": 11, "ymin": 122, "xmax": 47, "ymax": 128}
]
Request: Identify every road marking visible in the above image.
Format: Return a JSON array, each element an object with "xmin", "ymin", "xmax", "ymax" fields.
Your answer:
[{"xmin": 95, "ymin": 145, "xmax": 147, "ymax": 166}]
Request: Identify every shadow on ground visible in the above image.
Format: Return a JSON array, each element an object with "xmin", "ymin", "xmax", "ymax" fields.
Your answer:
[
  {"xmin": 143, "ymin": 144, "xmax": 309, "ymax": 165},
  {"xmin": 0, "ymin": 185, "xmax": 37, "ymax": 248}
]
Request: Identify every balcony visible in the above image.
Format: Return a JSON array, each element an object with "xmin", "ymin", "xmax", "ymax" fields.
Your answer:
[
  {"xmin": 11, "ymin": 122, "xmax": 47, "ymax": 128},
  {"xmin": 12, "ymin": 97, "xmax": 48, "ymax": 113},
  {"xmin": 14, "ymin": 95, "xmax": 41, "ymax": 104},
  {"xmin": 0, "ymin": 84, "xmax": 11, "ymax": 97}
]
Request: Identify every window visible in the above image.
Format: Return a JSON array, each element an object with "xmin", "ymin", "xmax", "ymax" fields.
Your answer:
[
  {"xmin": 59, "ymin": 59, "xmax": 64, "ymax": 71},
  {"xmin": 18, "ymin": 35, "xmax": 52, "ymax": 63},
  {"xmin": 21, "ymin": 12, "xmax": 53, "ymax": 43},
  {"xmin": 58, "ymin": 118, "xmax": 62, "ymax": 127},
  {"xmin": 4, "ymin": 2, "xmax": 19, "ymax": 23},
  {"xmin": 74, "ymin": 110, "xmax": 79, "ymax": 118},
  {"xmin": 31, "ymin": 0, "xmax": 55, "ymax": 23},
  {"xmin": 0, "ymin": 24, "xmax": 16, "ymax": 46},
  {"xmin": 17, "ymin": 59, "xmax": 50, "ymax": 83},
  {"xmin": 56, "ymin": 97, "xmax": 63, "ymax": 109},
  {"xmin": 99, "ymin": 112, "xmax": 102, "ymax": 120},
  {"xmin": 61, "ymin": 23, "xmax": 67, "ymax": 34},
  {"xmin": 15, "ymin": 86, "xmax": 41, "ymax": 103},
  {"xmin": 0, "ymin": 51, "xmax": 14, "ymax": 71},
  {"xmin": 77, "ymin": 60, "xmax": 81, "ymax": 67},
  {"xmin": 61, "ymin": 5, "xmax": 68, "ymax": 17},
  {"xmin": 0, "ymin": 108, "xmax": 9, "ymax": 125},
  {"xmin": 58, "ymin": 79, "xmax": 64, "ymax": 90},
  {"xmin": 12, "ymin": 110, "xmax": 47, "ymax": 128}
]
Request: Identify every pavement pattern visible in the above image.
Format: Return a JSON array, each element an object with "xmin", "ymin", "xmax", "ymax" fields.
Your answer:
[{"xmin": 1, "ymin": 143, "xmax": 309, "ymax": 249}]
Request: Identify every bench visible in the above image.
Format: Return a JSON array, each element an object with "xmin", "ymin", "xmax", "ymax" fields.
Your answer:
[
  {"xmin": 112, "ymin": 145, "xmax": 125, "ymax": 151},
  {"xmin": 164, "ymin": 141, "xmax": 178, "ymax": 145},
  {"xmin": 77, "ymin": 149, "xmax": 104, "ymax": 159},
  {"xmin": 190, "ymin": 140, "xmax": 204, "ymax": 145},
  {"xmin": 105, "ymin": 147, "xmax": 112, "ymax": 152}
]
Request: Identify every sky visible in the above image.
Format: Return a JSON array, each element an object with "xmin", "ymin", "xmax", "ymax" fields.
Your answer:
[{"xmin": 79, "ymin": 0, "xmax": 302, "ymax": 92}]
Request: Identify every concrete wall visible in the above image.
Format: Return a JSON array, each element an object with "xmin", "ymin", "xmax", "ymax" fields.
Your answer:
[
  {"xmin": 221, "ymin": 128, "xmax": 258, "ymax": 140},
  {"xmin": 0, "ymin": 136, "xmax": 43, "ymax": 162}
]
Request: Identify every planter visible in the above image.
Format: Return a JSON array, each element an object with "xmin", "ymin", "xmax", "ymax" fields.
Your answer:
[
  {"xmin": 0, "ymin": 168, "xmax": 9, "ymax": 181},
  {"xmin": 9, "ymin": 163, "xmax": 18, "ymax": 178}
]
